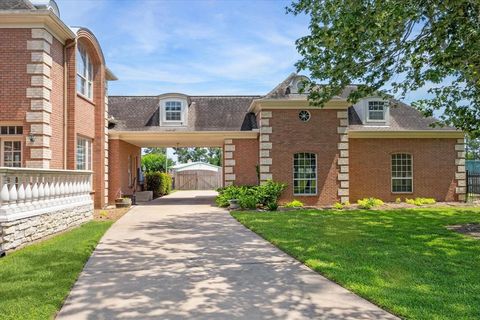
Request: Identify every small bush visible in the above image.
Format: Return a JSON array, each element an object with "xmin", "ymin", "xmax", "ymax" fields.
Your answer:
[
  {"xmin": 344, "ymin": 200, "xmax": 350, "ymax": 206},
  {"xmin": 266, "ymin": 201, "xmax": 279, "ymax": 211},
  {"xmin": 395, "ymin": 197, "xmax": 402, "ymax": 204},
  {"xmin": 406, "ymin": 197, "xmax": 436, "ymax": 206},
  {"xmin": 284, "ymin": 199, "xmax": 304, "ymax": 208},
  {"xmin": 256, "ymin": 180, "xmax": 287, "ymax": 206},
  {"xmin": 145, "ymin": 172, "xmax": 172, "ymax": 198},
  {"xmin": 357, "ymin": 197, "xmax": 384, "ymax": 209},
  {"xmin": 333, "ymin": 202, "xmax": 344, "ymax": 210},
  {"xmin": 215, "ymin": 180, "xmax": 286, "ymax": 209}
]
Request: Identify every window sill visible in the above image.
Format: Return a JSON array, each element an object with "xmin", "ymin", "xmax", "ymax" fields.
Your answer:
[{"xmin": 77, "ymin": 93, "xmax": 95, "ymax": 106}]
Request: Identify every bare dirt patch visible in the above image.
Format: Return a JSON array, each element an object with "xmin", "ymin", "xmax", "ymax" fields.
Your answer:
[
  {"xmin": 94, "ymin": 207, "xmax": 131, "ymax": 222},
  {"xmin": 447, "ymin": 223, "xmax": 480, "ymax": 239}
]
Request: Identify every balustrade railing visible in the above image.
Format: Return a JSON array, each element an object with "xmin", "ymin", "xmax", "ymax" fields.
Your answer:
[{"xmin": 0, "ymin": 167, "xmax": 93, "ymax": 221}]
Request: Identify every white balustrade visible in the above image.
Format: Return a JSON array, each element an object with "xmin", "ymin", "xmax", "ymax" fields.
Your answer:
[{"xmin": 0, "ymin": 167, "xmax": 93, "ymax": 221}]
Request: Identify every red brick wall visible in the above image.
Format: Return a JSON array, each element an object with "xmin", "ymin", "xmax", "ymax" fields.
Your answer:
[
  {"xmin": 0, "ymin": 29, "xmax": 31, "ymax": 164},
  {"xmin": 232, "ymin": 139, "xmax": 259, "ymax": 186},
  {"xmin": 108, "ymin": 139, "xmax": 141, "ymax": 203},
  {"xmin": 270, "ymin": 109, "xmax": 340, "ymax": 206},
  {"xmin": 49, "ymin": 37, "xmax": 65, "ymax": 169},
  {"xmin": 349, "ymin": 138, "xmax": 457, "ymax": 202}
]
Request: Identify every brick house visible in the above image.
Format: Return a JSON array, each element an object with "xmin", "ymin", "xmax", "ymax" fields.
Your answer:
[
  {"xmin": 0, "ymin": 0, "xmax": 466, "ymax": 251},
  {"xmin": 108, "ymin": 73, "xmax": 465, "ymax": 205},
  {"xmin": 0, "ymin": 0, "xmax": 116, "ymax": 251}
]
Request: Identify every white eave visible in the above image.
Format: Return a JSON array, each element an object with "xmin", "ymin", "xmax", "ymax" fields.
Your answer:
[{"xmin": 0, "ymin": 9, "xmax": 76, "ymax": 43}]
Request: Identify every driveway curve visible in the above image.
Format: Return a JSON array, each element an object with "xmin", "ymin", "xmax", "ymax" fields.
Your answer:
[{"xmin": 57, "ymin": 190, "xmax": 397, "ymax": 320}]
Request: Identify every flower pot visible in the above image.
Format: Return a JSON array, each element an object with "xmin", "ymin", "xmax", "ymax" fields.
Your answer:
[
  {"xmin": 115, "ymin": 197, "xmax": 132, "ymax": 208},
  {"xmin": 228, "ymin": 199, "xmax": 240, "ymax": 210}
]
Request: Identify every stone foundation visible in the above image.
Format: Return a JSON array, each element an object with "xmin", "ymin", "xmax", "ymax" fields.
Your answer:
[{"xmin": 0, "ymin": 203, "xmax": 93, "ymax": 252}]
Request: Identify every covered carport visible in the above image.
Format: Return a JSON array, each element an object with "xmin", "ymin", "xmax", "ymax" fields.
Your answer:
[{"xmin": 107, "ymin": 130, "xmax": 259, "ymax": 204}]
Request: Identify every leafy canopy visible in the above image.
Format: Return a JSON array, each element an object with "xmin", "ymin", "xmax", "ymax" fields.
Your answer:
[
  {"xmin": 174, "ymin": 147, "xmax": 222, "ymax": 166},
  {"xmin": 288, "ymin": 0, "xmax": 480, "ymax": 137},
  {"xmin": 141, "ymin": 149, "xmax": 175, "ymax": 173}
]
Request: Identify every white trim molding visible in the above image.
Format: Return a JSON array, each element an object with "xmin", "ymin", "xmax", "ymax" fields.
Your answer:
[{"xmin": 224, "ymin": 139, "xmax": 235, "ymax": 186}]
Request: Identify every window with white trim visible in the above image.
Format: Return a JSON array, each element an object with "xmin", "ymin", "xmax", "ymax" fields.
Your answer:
[
  {"xmin": 164, "ymin": 101, "xmax": 182, "ymax": 121},
  {"xmin": 3, "ymin": 141, "xmax": 22, "ymax": 167},
  {"xmin": 0, "ymin": 125, "xmax": 23, "ymax": 167},
  {"xmin": 76, "ymin": 137, "xmax": 92, "ymax": 170},
  {"xmin": 76, "ymin": 43, "xmax": 93, "ymax": 99},
  {"xmin": 391, "ymin": 153, "xmax": 413, "ymax": 193},
  {"xmin": 367, "ymin": 100, "xmax": 386, "ymax": 121},
  {"xmin": 293, "ymin": 153, "xmax": 317, "ymax": 195}
]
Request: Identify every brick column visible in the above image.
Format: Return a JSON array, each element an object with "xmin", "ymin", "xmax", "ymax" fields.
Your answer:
[
  {"xmin": 259, "ymin": 111, "xmax": 273, "ymax": 183},
  {"xmin": 25, "ymin": 29, "xmax": 53, "ymax": 168},
  {"xmin": 337, "ymin": 110, "xmax": 349, "ymax": 203},
  {"xmin": 224, "ymin": 139, "xmax": 236, "ymax": 185},
  {"xmin": 455, "ymin": 138, "xmax": 466, "ymax": 201}
]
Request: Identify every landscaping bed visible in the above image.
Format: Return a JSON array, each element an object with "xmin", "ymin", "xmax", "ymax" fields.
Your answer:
[
  {"xmin": 232, "ymin": 207, "xmax": 480, "ymax": 320},
  {"xmin": 94, "ymin": 207, "xmax": 131, "ymax": 221},
  {"xmin": 0, "ymin": 221, "xmax": 112, "ymax": 320}
]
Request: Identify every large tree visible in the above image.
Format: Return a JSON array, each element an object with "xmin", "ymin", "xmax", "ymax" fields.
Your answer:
[
  {"xmin": 141, "ymin": 148, "xmax": 174, "ymax": 172},
  {"xmin": 174, "ymin": 147, "xmax": 222, "ymax": 166},
  {"xmin": 288, "ymin": 0, "xmax": 480, "ymax": 137}
]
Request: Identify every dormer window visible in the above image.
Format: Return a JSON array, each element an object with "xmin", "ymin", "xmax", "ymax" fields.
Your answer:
[
  {"xmin": 165, "ymin": 101, "xmax": 182, "ymax": 121},
  {"xmin": 367, "ymin": 100, "xmax": 387, "ymax": 122}
]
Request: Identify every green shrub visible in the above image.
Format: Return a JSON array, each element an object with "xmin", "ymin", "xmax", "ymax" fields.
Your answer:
[
  {"xmin": 256, "ymin": 180, "xmax": 287, "ymax": 206},
  {"xmin": 284, "ymin": 199, "xmax": 304, "ymax": 208},
  {"xmin": 395, "ymin": 197, "xmax": 402, "ymax": 204},
  {"xmin": 333, "ymin": 202, "xmax": 344, "ymax": 210},
  {"xmin": 145, "ymin": 172, "xmax": 172, "ymax": 198},
  {"xmin": 238, "ymin": 193, "xmax": 257, "ymax": 209},
  {"xmin": 215, "ymin": 180, "xmax": 286, "ymax": 209},
  {"xmin": 406, "ymin": 197, "xmax": 436, "ymax": 206},
  {"xmin": 266, "ymin": 201, "xmax": 279, "ymax": 211},
  {"xmin": 357, "ymin": 197, "xmax": 384, "ymax": 209},
  {"xmin": 344, "ymin": 200, "xmax": 350, "ymax": 206},
  {"xmin": 216, "ymin": 185, "xmax": 253, "ymax": 207}
]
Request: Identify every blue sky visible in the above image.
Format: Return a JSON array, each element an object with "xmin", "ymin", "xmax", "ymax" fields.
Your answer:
[{"xmin": 59, "ymin": 0, "xmax": 309, "ymax": 97}]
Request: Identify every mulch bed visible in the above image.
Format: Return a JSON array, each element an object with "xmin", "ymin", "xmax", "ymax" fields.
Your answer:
[
  {"xmin": 94, "ymin": 207, "xmax": 131, "ymax": 221},
  {"xmin": 447, "ymin": 223, "xmax": 480, "ymax": 239}
]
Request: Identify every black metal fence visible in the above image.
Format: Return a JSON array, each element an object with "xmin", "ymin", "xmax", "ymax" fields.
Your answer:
[{"xmin": 466, "ymin": 170, "xmax": 480, "ymax": 202}]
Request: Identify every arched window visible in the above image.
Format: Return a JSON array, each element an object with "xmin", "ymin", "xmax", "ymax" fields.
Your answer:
[
  {"xmin": 77, "ymin": 43, "xmax": 93, "ymax": 99},
  {"xmin": 293, "ymin": 153, "xmax": 317, "ymax": 195},
  {"xmin": 391, "ymin": 153, "xmax": 413, "ymax": 193}
]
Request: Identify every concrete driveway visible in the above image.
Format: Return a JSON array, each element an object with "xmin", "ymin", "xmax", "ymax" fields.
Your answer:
[{"xmin": 57, "ymin": 190, "xmax": 397, "ymax": 320}]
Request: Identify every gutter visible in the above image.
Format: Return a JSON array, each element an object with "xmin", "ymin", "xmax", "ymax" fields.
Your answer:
[{"xmin": 63, "ymin": 39, "xmax": 76, "ymax": 169}]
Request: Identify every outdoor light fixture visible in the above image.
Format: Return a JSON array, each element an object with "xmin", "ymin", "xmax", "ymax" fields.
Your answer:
[{"xmin": 28, "ymin": 133, "xmax": 36, "ymax": 143}]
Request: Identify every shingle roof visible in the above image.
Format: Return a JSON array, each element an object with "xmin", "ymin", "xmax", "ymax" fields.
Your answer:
[
  {"xmin": 348, "ymin": 100, "xmax": 457, "ymax": 131},
  {"xmin": 0, "ymin": 0, "xmax": 35, "ymax": 10},
  {"xmin": 108, "ymin": 74, "xmax": 457, "ymax": 133},
  {"xmin": 108, "ymin": 95, "xmax": 260, "ymax": 132}
]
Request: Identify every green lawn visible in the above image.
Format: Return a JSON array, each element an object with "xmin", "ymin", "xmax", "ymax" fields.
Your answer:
[
  {"xmin": 232, "ymin": 207, "xmax": 480, "ymax": 320},
  {"xmin": 0, "ymin": 221, "xmax": 112, "ymax": 320}
]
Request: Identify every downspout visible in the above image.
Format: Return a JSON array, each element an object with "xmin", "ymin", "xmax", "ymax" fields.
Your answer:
[{"xmin": 63, "ymin": 40, "xmax": 76, "ymax": 169}]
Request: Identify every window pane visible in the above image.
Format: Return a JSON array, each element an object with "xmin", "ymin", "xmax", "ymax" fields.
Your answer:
[
  {"xmin": 392, "ymin": 153, "xmax": 412, "ymax": 192},
  {"xmin": 293, "ymin": 153, "xmax": 317, "ymax": 195}
]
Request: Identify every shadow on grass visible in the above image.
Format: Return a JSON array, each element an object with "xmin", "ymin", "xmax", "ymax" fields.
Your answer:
[
  {"xmin": 233, "ymin": 207, "xmax": 480, "ymax": 320},
  {"xmin": 0, "ymin": 221, "xmax": 112, "ymax": 320}
]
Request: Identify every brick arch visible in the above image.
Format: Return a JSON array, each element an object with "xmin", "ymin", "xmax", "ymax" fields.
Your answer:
[{"xmin": 75, "ymin": 28, "xmax": 105, "ymax": 67}]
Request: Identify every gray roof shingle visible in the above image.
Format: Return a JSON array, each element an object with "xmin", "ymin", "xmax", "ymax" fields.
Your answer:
[
  {"xmin": 0, "ymin": 0, "xmax": 35, "ymax": 10},
  {"xmin": 348, "ymin": 100, "xmax": 457, "ymax": 131},
  {"xmin": 108, "ymin": 96, "xmax": 260, "ymax": 132}
]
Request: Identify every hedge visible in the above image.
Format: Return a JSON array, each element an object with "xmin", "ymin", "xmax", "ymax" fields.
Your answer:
[{"xmin": 145, "ymin": 172, "xmax": 172, "ymax": 198}]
